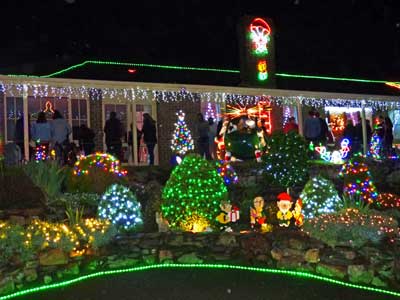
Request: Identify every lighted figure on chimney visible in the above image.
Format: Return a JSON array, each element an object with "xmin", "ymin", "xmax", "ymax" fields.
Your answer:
[
  {"xmin": 276, "ymin": 192, "xmax": 293, "ymax": 227},
  {"xmin": 216, "ymin": 101, "xmax": 272, "ymax": 162},
  {"xmin": 216, "ymin": 200, "xmax": 240, "ymax": 232}
]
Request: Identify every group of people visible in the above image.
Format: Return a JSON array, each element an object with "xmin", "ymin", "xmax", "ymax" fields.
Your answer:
[{"xmin": 195, "ymin": 113, "xmax": 219, "ymax": 160}]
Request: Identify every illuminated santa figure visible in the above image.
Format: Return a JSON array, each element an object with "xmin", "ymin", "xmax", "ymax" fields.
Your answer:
[{"xmin": 276, "ymin": 192, "xmax": 293, "ymax": 227}]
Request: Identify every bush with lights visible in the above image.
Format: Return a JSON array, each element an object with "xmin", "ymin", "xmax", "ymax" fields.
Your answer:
[
  {"xmin": 161, "ymin": 154, "xmax": 228, "ymax": 232},
  {"xmin": 215, "ymin": 160, "xmax": 239, "ymax": 185},
  {"xmin": 339, "ymin": 155, "xmax": 378, "ymax": 204},
  {"xmin": 98, "ymin": 184, "xmax": 143, "ymax": 231},
  {"xmin": 263, "ymin": 131, "xmax": 309, "ymax": 188},
  {"xmin": 299, "ymin": 175, "xmax": 342, "ymax": 218},
  {"xmin": 303, "ymin": 209, "xmax": 399, "ymax": 248},
  {"xmin": 73, "ymin": 152, "xmax": 127, "ymax": 177}
]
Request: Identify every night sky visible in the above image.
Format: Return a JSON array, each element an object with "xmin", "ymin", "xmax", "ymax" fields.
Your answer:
[{"xmin": 1, "ymin": 0, "xmax": 400, "ymax": 81}]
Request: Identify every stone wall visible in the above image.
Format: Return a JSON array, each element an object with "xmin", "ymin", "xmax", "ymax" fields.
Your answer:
[{"xmin": 0, "ymin": 231, "xmax": 398, "ymax": 295}]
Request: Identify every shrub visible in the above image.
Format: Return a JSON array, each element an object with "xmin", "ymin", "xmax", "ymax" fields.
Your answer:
[
  {"xmin": 304, "ymin": 209, "xmax": 399, "ymax": 248},
  {"xmin": 161, "ymin": 154, "xmax": 227, "ymax": 231},
  {"xmin": 98, "ymin": 184, "xmax": 143, "ymax": 231},
  {"xmin": 263, "ymin": 131, "xmax": 309, "ymax": 188},
  {"xmin": 300, "ymin": 176, "xmax": 342, "ymax": 218}
]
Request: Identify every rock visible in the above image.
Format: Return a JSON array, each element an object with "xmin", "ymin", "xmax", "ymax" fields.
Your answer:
[
  {"xmin": 24, "ymin": 268, "xmax": 38, "ymax": 282},
  {"xmin": 107, "ymin": 258, "xmax": 139, "ymax": 269},
  {"xmin": 276, "ymin": 256, "xmax": 304, "ymax": 269},
  {"xmin": 288, "ymin": 238, "xmax": 308, "ymax": 250},
  {"xmin": 282, "ymin": 248, "xmax": 304, "ymax": 257},
  {"xmin": 177, "ymin": 253, "xmax": 203, "ymax": 264},
  {"xmin": 140, "ymin": 238, "xmax": 161, "ymax": 248},
  {"xmin": 168, "ymin": 234, "xmax": 184, "ymax": 247},
  {"xmin": 316, "ymin": 263, "xmax": 346, "ymax": 279},
  {"xmin": 0, "ymin": 277, "xmax": 14, "ymax": 295},
  {"xmin": 61, "ymin": 263, "xmax": 80, "ymax": 276},
  {"xmin": 304, "ymin": 249, "xmax": 320, "ymax": 263},
  {"xmin": 43, "ymin": 275, "xmax": 52, "ymax": 284},
  {"xmin": 159, "ymin": 250, "xmax": 173, "ymax": 262},
  {"xmin": 371, "ymin": 277, "xmax": 387, "ymax": 287},
  {"xmin": 143, "ymin": 255, "xmax": 157, "ymax": 265},
  {"xmin": 348, "ymin": 265, "xmax": 374, "ymax": 284},
  {"xmin": 216, "ymin": 234, "xmax": 238, "ymax": 248},
  {"xmin": 39, "ymin": 249, "xmax": 68, "ymax": 266},
  {"xmin": 255, "ymin": 254, "xmax": 270, "ymax": 263},
  {"xmin": 213, "ymin": 254, "xmax": 232, "ymax": 261},
  {"xmin": 270, "ymin": 248, "xmax": 283, "ymax": 261},
  {"xmin": 8, "ymin": 215, "xmax": 25, "ymax": 226}
]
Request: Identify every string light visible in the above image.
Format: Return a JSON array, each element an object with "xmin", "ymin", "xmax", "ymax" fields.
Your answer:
[
  {"xmin": 73, "ymin": 153, "xmax": 127, "ymax": 177},
  {"xmin": 314, "ymin": 138, "xmax": 350, "ymax": 164},
  {"xmin": 216, "ymin": 160, "xmax": 239, "ymax": 185},
  {"xmin": 1, "ymin": 263, "xmax": 400, "ymax": 300},
  {"xmin": 170, "ymin": 110, "xmax": 194, "ymax": 156},
  {"xmin": 204, "ymin": 102, "xmax": 216, "ymax": 122}
]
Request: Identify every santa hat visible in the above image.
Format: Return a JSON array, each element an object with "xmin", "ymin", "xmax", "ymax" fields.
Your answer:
[
  {"xmin": 296, "ymin": 198, "xmax": 303, "ymax": 206},
  {"xmin": 277, "ymin": 192, "xmax": 292, "ymax": 202}
]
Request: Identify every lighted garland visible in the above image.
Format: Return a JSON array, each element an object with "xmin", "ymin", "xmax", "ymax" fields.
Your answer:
[
  {"xmin": 339, "ymin": 156, "xmax": 378, "ymax": 204},
  {"xmin": 299, "ymin": 176, "xmax": 342, "ymax": 218},
  {"xmin": 263, "ymin": 131, "xmax": 309, "ymax": 188},
  {"xmin": 170, "ymin": 110, "xmax": 194, "ymax": 156},
  {"xmin": 215, "ymin": 160, "xmax": 239, "ymax": 185},
  {"xmin": 73, "ymin": 153, "xmax": 127, "ymax": 177},
  {"xmin": 376, "ymin": 193, "xmax": 400, "ymax": 209},
  {"xmin": 1, "ymin": 263, "xmax": 400, "ymax": 300},
  {"xmin": 98, "ymin": 184, "xmax": 143, "ymax": 231},
  {"xmin": 161, "ymin": 154, "xmax": 228, "ymax": 231}
]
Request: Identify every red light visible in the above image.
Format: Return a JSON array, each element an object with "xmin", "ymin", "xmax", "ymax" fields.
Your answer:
[{"xmin": 127, "ymin": 69, "xmax": 136, "ymax": 73}]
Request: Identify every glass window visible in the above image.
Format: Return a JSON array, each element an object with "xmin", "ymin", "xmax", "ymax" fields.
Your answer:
[
  {"xmin": 5, "ymin": 97, "xmax": 23, "ymax": 142},
  {"xmin": 71, "ymin": 99, "xmax": 89, "ymax": 140}
]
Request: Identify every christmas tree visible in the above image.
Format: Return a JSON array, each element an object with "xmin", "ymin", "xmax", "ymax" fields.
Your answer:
[
  {"xmin": 300, "ymin": 175, "xmax": 342, "ymax": 218},
  {"xmin": 204, "ymin": 102, "xmax": 216, "ymax": 122},
  {"xmin": 263, "ymin": 131, "xmax": 309, "ymax": 188},
  {"xmin": 339, "ymin": 155, "xmax": 378, "ymax": 204},
  {"xmin": 170, "ymin": 110, "xmax": 194, "ymax": 156},
  {"xmin": 98, "ymin": 184, "xmax": 143, "ymax": 231},
  {"xmin": 369, "ymin": 133, "xmax": 383, "ymax": 160},
  {"xmin": 161, "ymin": 154, "xmax": 228, "ymax": 232}
]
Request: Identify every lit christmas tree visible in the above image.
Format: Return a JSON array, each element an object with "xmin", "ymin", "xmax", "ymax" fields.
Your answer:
[
  {"xmin": 98, "ymin": 184, "xmax": 143, "ymax": 231},
  {"xmin": 339, "ymin": 155, "xmax": 378, "ymax": 204},
  {"xmin": 161, "ymin": 154, "xmax": 228, "ymax": 232},
  {"xmin": 204, "ymin": 102, "xmax": 216, "ymax": 122},
  {"xmin": 369, "ymin": 133, "xmax": 382, "ymax": 160},
  {"xmin": 263, "ymin": 131, "xmax": 309, "ymax": 188},
  {"xmin": 215, "ymin": 160, "xmax": 239, "ymax": 185},
  {"xmin": 299, "ymin": 175, "xmax": 342, "ymax": 218},
  {"xmin": 170, "ymin": 110, "xmax": 194, "ymax": 156}
]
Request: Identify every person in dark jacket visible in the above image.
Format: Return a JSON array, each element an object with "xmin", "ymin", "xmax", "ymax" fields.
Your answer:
[
  {"xmin": 104, "ymin": 111, "xmax": 123, "ymax": 159},
  {"xmin": 315, "ymin": 112, "xmax": 329, "ymax": 145},
  {"xmin": 141, "ymin": 113, "xmax": 157, "ymax": 165},
  {"xmin": 383, "ymin": 116, "xmax": 394, "ymax": 156}
]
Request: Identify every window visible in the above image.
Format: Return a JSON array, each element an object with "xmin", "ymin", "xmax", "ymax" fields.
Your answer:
[
  {"xmin": 71, "ymin": 99, "xmax": 89, "ymax": 140},
  {"xmin": 135, "ymin": 104, "xmax": 153, "ymax": 164},
  {"xmin": 200, "ymin": 102, "xmax": 221, "ymax": 123},
  {"xmin": 28, "ymin": 96, "xmax": 69, "ymax": 127},
  {"xmin": 5, "ymin": 97, "xmax": 23, "ymax": 142}
]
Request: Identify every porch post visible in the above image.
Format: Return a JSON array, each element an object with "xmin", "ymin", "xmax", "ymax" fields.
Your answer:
[
  {"xmin": 361, "ymin": 104, "xmax": 367, "ymax": 155},
  {"xmin": 23, "ymin": 85, "xmax": 29, "ymax": 161},
  {"xmin": 296, "ymin": 97, "xmax": 304, "ymax": 136}
]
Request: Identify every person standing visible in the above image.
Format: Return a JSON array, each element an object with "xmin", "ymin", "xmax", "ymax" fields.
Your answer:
[
  {"xmin": 283, "ymin": 117, "xmax": 298, "ymax": 134},
  {"xmin": 208, "ymin": 117, "xmax": 218, "ymax": 159},
  {"xmin": 303, "ymin": 110, "xmax": 321, "ymax": 144},
  {"xmin": 141, "ymin": 113, "xmax": 157, "ymax": 165},
  {"xmin": 196, "ymin": 113, "xmax": 211, "ymax": 160},
  {"xmin": 383, "ymin": 116, "xmax": 394, "ymax": 156},
  {"xmin": 104, "ymin": 111, "xmax": 124, "ymax": 159},
  {"xmin": 51, "ymin": 110, "xmax": 72, "ymax": 163},
  {"xmin": 78, "ymin": 124, "xmax": 95, "ymax": 155},
  {"xmin": 31, "ymin": 112, "xmax": 52, "ymax": 159},
  {"xmin": 315, "ymin": 112, "xmax": 329, "ymax": 145}
]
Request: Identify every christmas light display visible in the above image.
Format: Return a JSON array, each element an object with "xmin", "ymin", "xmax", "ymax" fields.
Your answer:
[
  {"xmin": 369, "ymin": 133, "xmax": 382, "ymax": 160},
  {"xmin": 73, "ymin": 153, "xmax": 127, "ymax": 177},
  {"xmin": 376, "ymin": 193, "xmax": 400, "ymax": 209},
  {"xmin": 264, "ymin": 131, "xmax": 309, "ymax": 188},
  {"xmin": 161, "ymin": 154, "xmax": 228, "ymax": 231},
  {"xmin": 282, "ymin": 106, "xmax": 292, "ymax": 126},
  {"xmin": 276, "ymin": 192, "xmax": 293, "ymax": 227},
  {"xmin": 292, "ymin": 198, "xmax": 304, "ymax": 227},
  {"xmin": 215, "ymin": 160, "xmax": 238, "ymax": 185},
  {"xmin": 249, "ymin": 17, "xmax": 271, "ymax": 81},
  {"xmin": 170, "ymin": 110, "xmax": 194, "ymax": 156},
  {"xmin": 216, "ymin": 200, "xmax": 240, "ymax": 232},
  {"xmin": 329, "ymin": 113, "xmax": 346, "ymax": 136},
  {"xmin": 35, "ymin": 143, "xmax": 49, "ymax": 161},
  {"xmin": 204, "ymin": 102, "xmax": 216, "ymax": 122},
  {"xmin": 385, "ymin": 82, "xmax": 400, "ymax": 90},
  {"xmin": 339, "ymin": 156, "xmax": 378, "ymax": 204},
  {"xmin": 314, "ymin": 138, "xmax": 350, "ymax": 164},
  {"xmin": 98, "ymin": 184, "xmax": 143, "ymax": 231},
  {"xmin": 299, "ymin": 176, "xmax": 342, "ymax": 218},
  {"xmin": 250, "ymin": 196, "xmax": 271, "ymax": 232}
]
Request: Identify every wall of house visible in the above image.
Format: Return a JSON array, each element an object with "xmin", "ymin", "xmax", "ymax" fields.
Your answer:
[
  {"xmin": 0, "ymin": 92, "xmax": 4, "ymax": 150},
  {"xmin": 89, "ymin": 89, "xmax": 104, "ymax": 151}
]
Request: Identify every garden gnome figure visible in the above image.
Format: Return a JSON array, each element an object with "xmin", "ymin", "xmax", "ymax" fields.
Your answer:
[
  {"xmin": 292, "ymin": 198, "xmax": 304, "ymax": 227},
  {"xmin": 216, "ymin": 200, "xmax": 240, "ymax": 232},
  {"xmin": 155, "ymin": 212, "xmax": 170, "ymax": 232},
  {"xmin": 250, "ymin": 196, "xmax": 269, "ymax": 232},
  {"xmin": 276, "ymin": 192, "xmax": 293, "ymax": 227}
]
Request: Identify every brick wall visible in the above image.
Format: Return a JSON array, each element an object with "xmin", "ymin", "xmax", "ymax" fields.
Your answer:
[
  {"xmin": 156, "ymin": 96, "xmax": 201, "ymax": 166},
  {"xmin": 271, "ymin": 103, "xmax": 284, "ymax": 132},
  {"xmin": 89, "ymin": 89, "xmax": 104, "ymax": 151}
]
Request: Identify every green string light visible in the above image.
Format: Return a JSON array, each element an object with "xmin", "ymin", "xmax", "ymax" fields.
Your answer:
[
  {"xmin": 0, "ymin": 263, "xmax": 399, "ymax": 300},
  {"xmin": 4, "ymin": 60, "xmax": 399, "ymax": 86}
]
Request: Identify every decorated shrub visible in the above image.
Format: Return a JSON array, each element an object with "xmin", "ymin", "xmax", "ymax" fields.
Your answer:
[
  {"xmin": 98, "ymin": 184, "xmax": 143, "ymax": 231},
  {"xmin": 216, "ymin": 160, "xmax": 239, "ymax": 185},
  {"xmin": 304, "ymin": 209, "xmax": 399, "ymax": 248},
  {"xmin": 263, "ymin": 131, "xmax": 309, "ymax": 188},
  {"xmin": 300, "ymin": 176, "xmax": 342, "ymax": 218},
  {"xmin": 161, "ymin": 154, "xmax": 228, "ymax": 231},
  {"xmin": 339, "ymin": 155, "xmax": 378, "ymax": 204}
]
